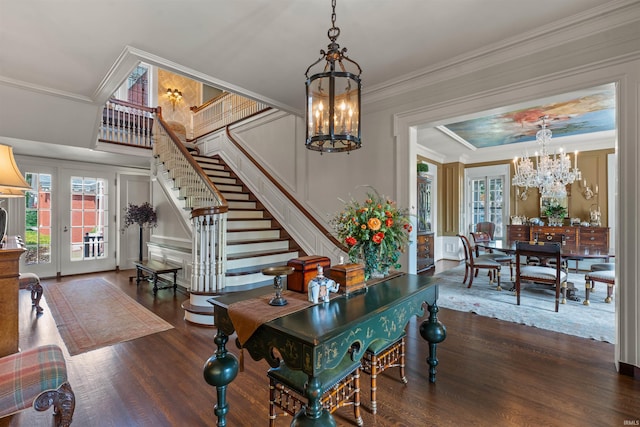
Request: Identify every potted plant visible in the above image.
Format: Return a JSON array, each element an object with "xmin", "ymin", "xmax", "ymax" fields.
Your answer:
[
  {"xmin": 544, "ymin": 202, "xmax": 568, "ymax": 226},
  {"xmin": 417, "ymin": 163, "xmax": 429, "ymax": 177},
  {"xmin": 123, "ymin": 202, "xmax": 157, "ymax": 262}
]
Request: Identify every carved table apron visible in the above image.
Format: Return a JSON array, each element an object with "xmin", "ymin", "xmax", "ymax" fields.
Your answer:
[{"xmin": 204, "ymin": 273, "xmax": 446, "ymax": 427}]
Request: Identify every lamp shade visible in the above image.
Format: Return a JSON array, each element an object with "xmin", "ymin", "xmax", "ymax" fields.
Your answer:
[
  {"xmin": 0, "ymin": 186, "xmax": 26, "ymax": 197},
  {"xmin": 0, "ymin": 144, "xmax": 31, "ymax": 190}
]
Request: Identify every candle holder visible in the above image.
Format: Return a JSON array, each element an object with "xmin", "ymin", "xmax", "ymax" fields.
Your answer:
[{"xmin": 262, "ymin": 266, "xmax": 295, "ymax": 306}]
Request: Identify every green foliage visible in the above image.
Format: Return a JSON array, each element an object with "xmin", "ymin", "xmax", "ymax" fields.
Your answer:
[
  {"xmin": 417, "ymin": 163, "xmax": 429, "ymax": 173},
  {"xmin": 544, "ymin": 202, "xmax": 568, "ymax": 218},
  {"xmin": 331, "ymin": 190, "xmax": 412, "ymax": 279}
]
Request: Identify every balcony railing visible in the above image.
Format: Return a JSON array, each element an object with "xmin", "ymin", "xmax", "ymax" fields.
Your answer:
[
  {"xmin": 99, "ymin": 99, "xmax": 155, "ymax": 148},
  {"xmin": 190, "ymin": 92, "xmax": 270, "ymax": 139}
]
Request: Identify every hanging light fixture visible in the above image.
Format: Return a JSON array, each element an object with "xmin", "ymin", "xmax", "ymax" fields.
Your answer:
[
  {"xmin": 512, "ymin": 116, "xmax": 581, "ymax": 197},
  {"xmin": 305, "ymin": 0, "xmax": 362, "ymax": 153}
]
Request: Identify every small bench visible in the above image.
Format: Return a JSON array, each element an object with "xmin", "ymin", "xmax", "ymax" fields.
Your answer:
[
  {"xmin": 133, "ymin": 260, "xmax": 182, "ymax": 295},
  {"xmin": 0, "ymin": 344, "xmax": 75, "ymax": 426}
]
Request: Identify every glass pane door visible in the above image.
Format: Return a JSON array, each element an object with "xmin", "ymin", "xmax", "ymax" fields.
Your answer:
[
  {"xmin": 70, "ymin": 177, "xmax": 108, "ymax": 261},
  {"xmin": 469, "ymin": 175, "xmax": 506, "ymax": 239}
]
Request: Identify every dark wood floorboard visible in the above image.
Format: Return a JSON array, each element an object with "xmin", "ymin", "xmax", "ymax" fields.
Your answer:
[{"xmin": 3, "ymin": 268, "xmax": 638, "ymax": 426}]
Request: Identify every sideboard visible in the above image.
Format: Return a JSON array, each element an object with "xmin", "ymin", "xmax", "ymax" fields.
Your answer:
[
  {"xmin": 416, "ymin": 232, "xmax": 435, "ymax": 273},
  {"xmin": 0, "ymin": 236, "xmax": 26, "ymax": 357},
  {"xmin": 507, "ymin": 225, "xmax": 610, "ymax": 249}
]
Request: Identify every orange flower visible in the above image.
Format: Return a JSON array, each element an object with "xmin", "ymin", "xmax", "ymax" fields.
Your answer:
[
  {"xmin": 367, "ymin": 218, "xmax": 382, "ymax": 231},
  {"xmin": 372, "ymin": 232, "xmax": 385, "ymax": 244},
  {"xmin": 385, "ymin": 210, "xmax": 393, "ymax": 217},
  {"xmin": 361, "ymin": 224, "xmax": 367, "ymax": 230}
]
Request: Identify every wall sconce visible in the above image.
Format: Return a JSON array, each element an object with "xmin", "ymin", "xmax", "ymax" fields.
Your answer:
[
  {"xmin": 166, "ymin": 88, "xmax": 183, "ymax": 111},
  {"xmin": 579, "ymin": 179, "xmax": 598, "ymax": 200}
]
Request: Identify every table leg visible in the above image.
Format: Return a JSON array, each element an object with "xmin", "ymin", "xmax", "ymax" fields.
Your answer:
[
  {"xmin": 173, "ymin": 271, "xmax": 177, "ymax": 293},
  {"xmin": 419, "ymin": 302, "xmax": 447, "ymax": 383},
  {"xmin": 136, "ymin": 268, "xmax": 141, "ymax": 286},
  {"xmin": 152, "ymin": 274, "xmax": 158, "ymax": 295},
  {"xmin": 204, "ymin": 330, "xmax": 239, "ymax": 427},
  {"xmin": 291, "ymin": 375, "xmax": 336, "ymax": 427}
]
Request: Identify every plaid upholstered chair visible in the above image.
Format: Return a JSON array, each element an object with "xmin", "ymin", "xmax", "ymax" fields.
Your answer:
[{"xmin": 0, "ymin": 345, "xmax": 75, "ymax": 426}]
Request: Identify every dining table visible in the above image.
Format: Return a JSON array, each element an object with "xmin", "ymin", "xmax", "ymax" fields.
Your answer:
[
  {"xmin": 203, "ymin": 272, "xmax": 446, "ymax": 427},
  {"xmin": 478, "ymin": 239, "xmax": 615, "ymax": 269},
  {"xmin": 477, "ymin": 239, "xmax": 615, "ymax": 301}
]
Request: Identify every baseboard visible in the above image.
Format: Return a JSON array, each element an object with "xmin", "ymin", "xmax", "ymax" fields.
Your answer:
[{"xmin": 619, "ymin": 362, "xmax": 639, "ymax": 379}]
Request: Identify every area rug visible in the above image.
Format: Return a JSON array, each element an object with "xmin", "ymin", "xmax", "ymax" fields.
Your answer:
[
  {"xmin": 434, "ymin": 265, "xmax": 615, "ymax": 343},
  {"xmin": 43, "ymin": 278, "xmax": 174, "ymax": 356}
]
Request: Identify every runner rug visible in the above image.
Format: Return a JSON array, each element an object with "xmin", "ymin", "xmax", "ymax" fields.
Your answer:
[
  {"xmin": 43, "ymin": 278, "xmax": 174, "ymax": 356},
  {"xmin": 434, "ymin": 265, "xmax": 615, "ymax": 343}
]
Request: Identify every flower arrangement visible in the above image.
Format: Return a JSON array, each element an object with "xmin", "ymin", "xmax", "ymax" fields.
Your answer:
[
  {"xmin": 331, "ymin": 191, "xmax": 412, "ymax": 279},
  {"xmin": 123, "ymin": 202, "xmax": 157, "ymax": 228}
]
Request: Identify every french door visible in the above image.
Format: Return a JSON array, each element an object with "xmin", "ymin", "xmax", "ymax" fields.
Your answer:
[
  {"xmin": 59, "ymin": 169, "xmax": 116, "ymax": 275},
  {"xmin": 465, "ymin": 165, "xmax": 510, "ymax": 239}
]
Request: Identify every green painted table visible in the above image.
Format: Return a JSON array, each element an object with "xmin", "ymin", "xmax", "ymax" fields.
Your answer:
[{"xmin": 204, "ymin": 273, "xmax": 446, "ymax": 427}]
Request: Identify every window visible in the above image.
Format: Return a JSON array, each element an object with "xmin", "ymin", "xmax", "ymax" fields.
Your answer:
[{"xmin": 24, "ymin": 173, "xmax": 52, "ymax": 265}]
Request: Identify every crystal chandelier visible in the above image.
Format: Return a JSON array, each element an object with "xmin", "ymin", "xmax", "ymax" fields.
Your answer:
[
  {"xmin": 304, "ymin": 0, "xmax": 362, "ymax": 153},
  {"xmin": 512, "ymin": 116, "xmax": 581, "ymax": 197}
]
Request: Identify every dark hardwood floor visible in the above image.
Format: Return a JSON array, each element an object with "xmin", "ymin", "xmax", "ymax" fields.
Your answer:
[{"xmin": 3, "ymin": 267, "xmax": 638, "ymax": 427}]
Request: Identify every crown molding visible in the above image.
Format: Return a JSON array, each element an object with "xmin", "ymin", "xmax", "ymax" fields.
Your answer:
[
  {"xmin": 0, "ymin": 75, "xmax": 93, "ymax": 103},
  {"xmin": 365, "ymin": 0, "xmax": 640, "ymax": 105}
]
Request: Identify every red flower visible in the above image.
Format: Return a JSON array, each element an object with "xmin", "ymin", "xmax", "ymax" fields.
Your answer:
[
  {"xmin": 385, "ymin": 210, "xmax": 393, "ymax": 217},
  {"xmin": 345, "ymin": 236, "xmax": 357, "ymax": 246},
  {"xmin": 372, "ymin": 232, "xmax": 385, "ymax": 244},
  {"xmin": 385, "ymin": 218, "xmax": 393, "ymax": 227}
]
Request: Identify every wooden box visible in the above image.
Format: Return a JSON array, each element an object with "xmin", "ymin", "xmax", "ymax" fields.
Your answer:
[
  {"xmin": 327, "ymin": 263, "xmax": 366, "ymax": 295},
  {"xmin": 286, "ymin": 255, "xmax": 331, "ymax": 293}
]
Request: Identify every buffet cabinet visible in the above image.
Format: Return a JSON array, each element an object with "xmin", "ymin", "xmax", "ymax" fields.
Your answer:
[
  {"xmin": 0, "ymin": 236, "xmax": 26, "ymax": 357},
  {"xmin": 507, "ymin": 225, "xmax": 610, "ymax": 249},
  {"xmin": 417, "ymin": 232, "xmax": 435, "ymax": 273}
]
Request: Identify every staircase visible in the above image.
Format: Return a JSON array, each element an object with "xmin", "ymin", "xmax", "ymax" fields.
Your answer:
[{"xmin": 181, "ymin": 154, "xmax": 304, "ymax": 323}]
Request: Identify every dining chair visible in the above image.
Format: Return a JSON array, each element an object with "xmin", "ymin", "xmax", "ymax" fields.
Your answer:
[
  {"xmin": 360, "ymin": 334, "xmax": 407, "ymax": 415},
  {"xmin": 267, "ymin": 354, "xmax": 363, "ymax": 426},
  {"xmin": 471, "ymin": 231, "xmax": 514, "ymax": 281},
  {"xmin": 457, "ymin": 234, "xmax": 502, "ymax": 290},
  {"xmin": 515, "ymin": 241, "xmax": 568, "ymax": 312},
  {"xmin": 475, "ymin": 222, "xmax": 496, "ymax": 240},
  {"xmin": 584, "ymin": 262, "xmax": 616, "ymax": 305}
]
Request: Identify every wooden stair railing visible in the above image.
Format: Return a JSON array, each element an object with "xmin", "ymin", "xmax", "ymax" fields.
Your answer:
[
  {"xmin": 154, "ymin": 108, "xmax": 229, "ymax": 293},
  {"xmin": 99, "ymin": 98, "xmax": 155, "ymax": 148}
]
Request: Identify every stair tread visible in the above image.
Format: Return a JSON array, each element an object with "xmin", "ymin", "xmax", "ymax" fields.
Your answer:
[
  {"xmin": 228, "ymin": 237, "xmax": 290, "ymax": 245},
  {"xmin": 226, "ymin": 248, "xmax": 298, "ymax": 260}
]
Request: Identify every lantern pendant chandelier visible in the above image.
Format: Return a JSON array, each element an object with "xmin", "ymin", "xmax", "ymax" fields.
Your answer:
[
  {"xmin": 305, "ymin": 0, "xmax": 362, "ymax": 153},
  {"xmin": 512, "ymin": 115, "xmax": 581, "ymax": 198}
]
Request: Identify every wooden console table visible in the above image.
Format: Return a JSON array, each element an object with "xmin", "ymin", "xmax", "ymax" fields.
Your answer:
[
  {"xmin": 0, "ymin": 236, "xmax": 26, "ymax": 357},
  {"xmin": 204, "ymin": 273, "xmax": 446, "ymax": 426},
  {"xmin": 133, "ymin": 260, "xmax": 181, "ymax": 295}
]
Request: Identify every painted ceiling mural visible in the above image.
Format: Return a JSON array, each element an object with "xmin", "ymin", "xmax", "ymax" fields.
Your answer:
[{"xmin": 443, "ymin": 84, "xmax": 616, "ymax": 148}]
